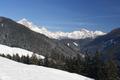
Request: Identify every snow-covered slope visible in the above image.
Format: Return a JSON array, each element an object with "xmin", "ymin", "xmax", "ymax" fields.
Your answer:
[
  {"xmin": 0, "ymin": 44, "xmax": 45, "ymax": 59},
  {"xmin": 18, "ymin": 18, "xmax": 106, "ymax": 39},
  {"xmin": 0, "ymin": 57, "xmax": 93, "ymax": 80}
]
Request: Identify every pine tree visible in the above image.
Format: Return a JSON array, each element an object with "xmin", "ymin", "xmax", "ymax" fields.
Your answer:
[
  {"xmin": 105, "ymin": 59, "xmax": 119, "ymax": 80},
  {"xmin": 83, "ymin": 51, "xmax": 105, "ymax": 80},
  {"xmin": 75, "ymin": 54, "xmax": 84, "ymax": 74},
  {"xmin": 6, "ymin": 54, "xmax": 12, "ymax": 59},
  {"xmin": 92, "ymin": 51, "xmax": 103, "ymax": 80},
  {"xmin": 21, "ymin": 55, "xmax": 27, "ymax": 64},
  {"xmin": 0, "ymin": 54, "xmax": 5, "ymax": 57},
  {"xmin": 26, "ymin": 54, "xmax": 30, "ymax": 64},
  {"xmin": 82, "ymin": 52, "xmax": 92, "ymax": 77},
  {"xmin": 44, "ymin": 55, "xmax": 49, "ymax": 67},
  {"xmin": 30, "ymin": 54, "xmax": 38, "ymax": 65},
  {"xmin": 12, "ymin": 54, "xmax": 17, "ymax": 61},
  {"xmin": 103, "ymin": 47, "xmax": 120, "ymax": 80},
  {"xmin": 15, "ymin": 54, "xmax": 20, "ymax": 62}
]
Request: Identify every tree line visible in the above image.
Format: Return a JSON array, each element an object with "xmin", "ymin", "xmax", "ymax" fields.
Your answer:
[{"xmin": 0, "ymin": 51, "xmax": 119, "ymax": 80}]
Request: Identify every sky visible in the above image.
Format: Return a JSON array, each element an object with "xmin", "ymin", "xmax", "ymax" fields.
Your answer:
[{"xmin": 0, "ymin": 0, "xmax": 120, "ymax": 32}]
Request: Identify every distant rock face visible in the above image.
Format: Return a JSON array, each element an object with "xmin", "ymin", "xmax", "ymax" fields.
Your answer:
[{"xmin": 0, "ymin": 17, "xmax": 79, "ymax": 57}]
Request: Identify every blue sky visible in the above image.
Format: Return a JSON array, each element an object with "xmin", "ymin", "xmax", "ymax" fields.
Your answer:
[{"xmin": 0, "ymin": 0, "xmax": 120, "ymax": 32}]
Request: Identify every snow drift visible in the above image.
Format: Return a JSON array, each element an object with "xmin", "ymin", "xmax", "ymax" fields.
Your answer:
[{"xmin": 0, "ymin": 57, "xmax": 93, "ymax": 80}]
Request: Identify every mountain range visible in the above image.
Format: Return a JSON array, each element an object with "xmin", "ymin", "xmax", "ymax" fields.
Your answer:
[
  {"xmin": 83, "ymin": 28, "xmax": 120, "ymax": 61},
  {"xmin": 0, "ymin": 16, "xmax": 120, "ymax": 62},
  {"xmin": 0, "ymin": 17, "xmax": 79, "ymax": 57},
  {"xmin": 18, "ymin": 18, "xmax": 106, "ymax": 39},
  {"xmin": 0, "ymin": 16, "xmax": 119, "ymax": 80}
]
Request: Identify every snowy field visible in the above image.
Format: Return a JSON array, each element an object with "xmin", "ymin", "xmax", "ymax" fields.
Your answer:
[
  {"xmin": 0, "ymin": 57, "xmax": 94, "ymax": 80},
  {"xmin": 0, "ymin": 44, "xmax": 45, "ymax": 59}
]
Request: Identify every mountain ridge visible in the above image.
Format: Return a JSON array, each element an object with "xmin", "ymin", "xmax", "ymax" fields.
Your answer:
[
  {"xmin": 0, "ymin": 17, "xmax": 79, "ymax": 57},
  {"xmin": 83, "ymin": 28, "xmax": 120, "ymax": 61},
  {"xmin": 18, "ymin": 18, "xmax": 106, "ymax": 39}
]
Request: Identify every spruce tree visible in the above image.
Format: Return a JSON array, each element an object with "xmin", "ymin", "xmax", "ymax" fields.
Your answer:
[
  {"xmin": 6, "ymin": 54, "xmax": 12, "ymax": 59},
  {"xmin": 30, "ymin": 54, "xmax": 38, "ymax": 65},
  {"xmin": 105, "ymin": 59, "xmax": 119, "ymax": 80},
  {"xmin": 15, "ymin": 54, "xmax": 20, "ymax": 62}
]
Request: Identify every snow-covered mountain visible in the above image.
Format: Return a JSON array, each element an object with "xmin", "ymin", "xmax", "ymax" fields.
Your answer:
[
  {"xmin": 0, "ymin": 17, "xmax": 79, "ymax": 57},
  {"xmin": 83, "ymin": 28, "xmax": 120, "ymax": 57},
  {"xmin": 0, "ymin": 56, "xmax": 93, "ymax": 80},
  {"xmin": 18, "ymin": 18, "xmax": 106, "ymax": 39},
  {"xmin": 0, "ymin": 44, "xmax": 45, "ymax": 59}
]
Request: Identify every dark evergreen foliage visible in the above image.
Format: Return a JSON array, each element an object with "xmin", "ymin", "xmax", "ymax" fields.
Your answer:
[{"xmin": 0, "ymin": 51, "xmax": 119, "ymax": 80}]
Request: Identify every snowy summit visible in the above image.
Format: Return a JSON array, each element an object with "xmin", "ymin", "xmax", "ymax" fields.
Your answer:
[{"xmin": 18, "ymin": 18, "xmax": 106, "ymax": 39}]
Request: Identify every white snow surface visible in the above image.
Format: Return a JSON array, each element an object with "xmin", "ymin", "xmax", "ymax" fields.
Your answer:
[
  {"xmin": 0, "ymin": 57, "xmax": 94, "ymax": 80},
  {"xmin": 18, "ymin": 18, "xmax": 106, "ymax": 39},
  {"xmin": 73, "ymin": 42, "xmax": 79, "ymax": 46},
  {"xmin": 67, "ymin": 43, "xmax": 70, "ymax": 46},
  {"xmin": 0, "ymin": 44, "xmax": 45, "ymax": 59}
]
